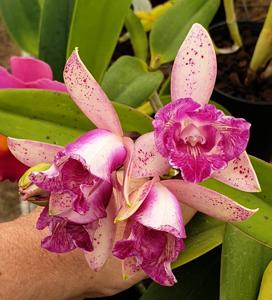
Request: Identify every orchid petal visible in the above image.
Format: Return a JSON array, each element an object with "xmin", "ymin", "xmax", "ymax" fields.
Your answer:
[
  {"xmin": 61, "ymin": 129, "xmax": 126, "ymax": 182},
  {"xmin": 49, "ymin": 180, "xmax": 112, "ymax": 225},
  {"xmin": 171, "ymin": 23, "xmax": 217, "ymax": 106},
  {"xmin": 122, "ymin": 137, "xmax": 135, "ymax": 205},
  {"xmin": 8, "ymin": 138, "xmax": 63, "ymax": 167},
  {"xmin": 0, "ymin": 67, "xmax": 26, "ymax": 88},
  {"xmin": 180, "ymin": 203, "xmax": 197, "ymax": 225},
  {"xmin": 115, "ymin": 177, "xmax": 158, "ymax": 222},
  {"xmin": 85, "ymin": 197, "xmax": 116, "ymax": 271},
  {"xmin": 122, "ymin": 257, "xmax": 142, "ymax": 280},
  {"xmin": 63, "ymin": 49, "xmax": 123, "ymax": 136},
  {"xmin": 136, "ymin": 182, "xmax": 186, "ymax": 238},
  {"xmin": 10, "ymin": 56, "xmax": 53, "ymax": 82},
  {"xmin": 26, "ymin": 79, "xmax": 67, "ymax": 92},
  {"xmin": 162, "ymin": 180, "xmax": 258, "ymax": 222},
  {"xmin": 131, "ymin": 132, "xmax": 170, "ymax": 178},
  {"xmin": 212, "ymin": 152, "xmax": 261, "ymax": 192}
]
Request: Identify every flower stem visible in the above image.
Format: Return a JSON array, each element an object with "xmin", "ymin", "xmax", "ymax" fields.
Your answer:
[
  {"xmin": 149, "ymin": 92, "xmax": 163, "ymax": 113},
  {"xmin": 223, "ymin": 0, "xmax": 243, "ymax": 48},
  {"xmin": 245, "ymin": 1, "xmax": 272, "ymax": 84}
]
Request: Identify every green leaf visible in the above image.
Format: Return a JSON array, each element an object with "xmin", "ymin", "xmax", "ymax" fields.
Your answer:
[
  {"xmin": 202, "ymin": 156, "xmax": 272, "ymax": 248},
  {"xmin": 0, "ymin": 0, "xmax": 41, "ymax": 55},
  {"xmin": 149, "ymin": 0, "xmax": 220, "ymax": 68},
  {"xmin": 67, "ymin": 0, "xmax": 132, "ymax": 82},
  {"xmin": 39, "ymin": 0, "xmax": 75, "ymax": 81},
  {"xmin": 101, "ymin": 56, "xmax": 163, "ymax": 107},
  {"xmin": 220, "ymin": 224, "xmax": 272, "ymax": 300},
  {"xmin": 124, "ymin": 9, "xmax": 148, "ymax": 61},
  {"xmin": 173, "ymin": 213, "xmax": 224, "ymax": 268},
  {"xmin": 141, "ymin": 247, "xmax": 220, "ymax": 300},
  {"xmin": 0, "ymin": 89, "xmax": 153, "ymax": 145}
]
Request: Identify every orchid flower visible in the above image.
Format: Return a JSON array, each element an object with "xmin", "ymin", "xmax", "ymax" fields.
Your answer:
[
  {"xmin": 149, "ymin": 24, "xmax": 260, "ymax": 192},
  {"xmin": 0, "ymin": 56, "xmax": 67, "ymax": 91},
  {"xmin": 113, "ymin": 181, "xmax": 186, "ymax": 286},
  {"xmin": 7, "ymin": 49, "xmax": 131, "ymax": 270},
  {"xmin": 112, "ymin": 134, "xmax": 258, "ymax": 286},
  {"xmin": 0, "ymin": 56, "xmax": 66, "ymax": 182}
]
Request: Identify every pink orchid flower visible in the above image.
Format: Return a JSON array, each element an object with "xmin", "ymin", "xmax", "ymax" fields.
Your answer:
[
  {"xmin": 144, "ymin": 23, "xmax": 260, "ymax": 192},
  {"xmin": 0, "ymin": 56, "xmax": 67, "ymax": 181},
  {"xmin": 0, "ymin": 56, "xmax": 67, "ymax": 91},
  {"xmin": 7, "ymin": 50, "xmax": 130, "ymax": 270},
  {"xmin": 112, "ymin": 133, "xmax": 258, "ymax": 286}
]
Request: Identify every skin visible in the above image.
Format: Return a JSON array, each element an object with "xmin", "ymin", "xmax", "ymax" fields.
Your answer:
[{"xmin": 0, "ymin": 208, "xmax": 145, "ymax": 300}]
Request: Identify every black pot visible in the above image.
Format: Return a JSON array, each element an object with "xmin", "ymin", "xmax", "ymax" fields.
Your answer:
[{"xmin": 210, "ymin": 22, "xmax": 272, "ymax": 162}]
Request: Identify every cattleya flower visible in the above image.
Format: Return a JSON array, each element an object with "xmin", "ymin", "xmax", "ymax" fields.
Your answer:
[
  {"xmin": 8, "ymin": 50, "xmax": 128, "ymax": 267},
  {"xmin": 0, "ymin": 56, "xmax": 67, "ymax": 91},
  {"xmin": 0, "ymin": 56, "xmax": 66, "ymax": 181},
  {"xmin": 8, "ymin": 25, "xmax": 259, "ymax": 286},
  {"xmin": 113, "ymin": 181, "xmax": 186, "ymax": 286},
  {"xmin": 147, "ymin": 24, "xmax": 260, "ymax": 191}
]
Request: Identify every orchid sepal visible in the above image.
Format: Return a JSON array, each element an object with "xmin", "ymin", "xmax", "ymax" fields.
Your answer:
[
  {"xmin": 8, "ymin": 138, "xmax": 63, "ymax": 167},
  {"xmin": 171, "ymin": 23, "xmax": 217, "ymax": 106},
  {"xmin": 212, "ymin": 152, "xmax": 261, "ymax": 192},
  {"xmin": 162, "ymin": 179, "xmax": 258, "ymax": 222},
  {"xmin": 63, "ymin": 48, "xmax": 123, "ymax": 136}
]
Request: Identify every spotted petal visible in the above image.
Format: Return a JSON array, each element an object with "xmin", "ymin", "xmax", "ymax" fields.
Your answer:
[
  {"xmin": 213, "ymin": 152, "xmax": 261, "ymax": 192},
  {"xmin": 63, "ymin": 49, "xmax": 123, "ymax": 136},
  {"xmin": 131, "ymin": 132, "xmax": 170, "ymax": 178},
  {"xmin": 84, "ymin": 197, "xmax": 116, "ymax": 271},
  {"xmin": 171, "ymin": 23, "xmax": 217, "ymax": 106},
  {"xmin": 162, "ymin": 180, "xmax": 258, "ymax": 222},
  {"xmin": 8, "ymin": 138, "xmax": 63, "ymax": 167}
]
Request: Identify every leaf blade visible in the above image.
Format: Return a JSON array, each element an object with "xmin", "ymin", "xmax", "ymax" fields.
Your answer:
[{"xmin": 67, "ymin": 0, "xmax": 132, "ymax": 82}]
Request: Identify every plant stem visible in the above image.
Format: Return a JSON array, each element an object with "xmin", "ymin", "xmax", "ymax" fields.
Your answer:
[
  {"xmin": 149, "ymin": 92, "xmax": 163, "ymax": 112},
  {"xmin": 223, "ymin": 0, "xmax": 243, "ymax": 48},
  {"xmin": 245, "ymin": 1, "xmax": 272, "ymax": 84}
]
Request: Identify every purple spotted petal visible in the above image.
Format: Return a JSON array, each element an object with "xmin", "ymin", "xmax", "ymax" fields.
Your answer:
[
  {"xmin": 36, "ymin": 207, "xmax": 93, "ymax": 253},
  {"xmin": 153, "ymin": 98, "xmax": 251, "ymax": 183},
  {"xmin": 7, "ymin": 138, "xmax": 63, "ymax": 167},
  {"xmin": 131, "ymin": 132, "xmax": 170, "ymax": 178},
  {"xmin": 49, "ymin": 180, "xmax": 112, "ymax": 224},
  {"xmin": 213, "ymin": 152, "xmax": 261, "ymax": 192},
  {"xmin": 84, "ymin": 196, "xmax": 116, "ymax": 271},
  {"xmin": 113, "ymin": 182, "xmax": 186, "ymax": 286},
  {"xmin": 63, "ymin": 49, "xmax": 123, "ymax": 136},
  {"xmin": 162, "ymin": 180, "xmax": 258, "ymax": 222},
  {"xmin": 171, "ymin": 23, "xmax": 217, "ymax": 106}
]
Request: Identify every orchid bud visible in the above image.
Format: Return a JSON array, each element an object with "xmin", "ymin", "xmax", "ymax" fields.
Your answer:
[{"xmin": 19, "ymin": 163, "xmax": 51, "ymax": 206}]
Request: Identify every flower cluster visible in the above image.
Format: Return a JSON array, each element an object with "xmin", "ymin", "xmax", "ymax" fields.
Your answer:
[{"xmin": 8, "ymin": 24, "xmax": 260, "ymax": 286}]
